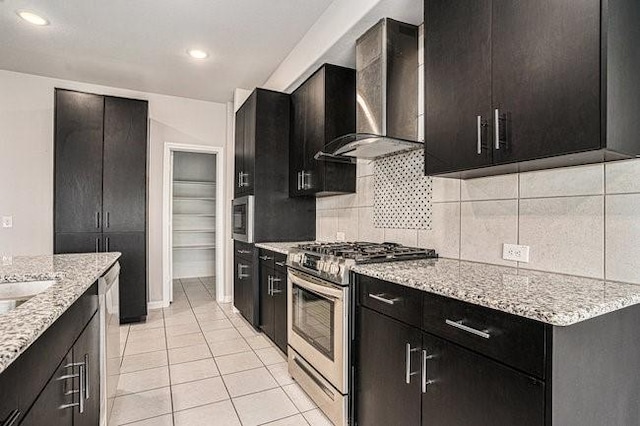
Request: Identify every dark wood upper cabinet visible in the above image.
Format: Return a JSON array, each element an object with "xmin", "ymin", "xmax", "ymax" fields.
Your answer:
[
  {"xmin": 54, "ymin": 90, "xmax": 104, "ymax": 233},
  {"xmin": 290, "ymin": 64, "xmax": 357, "ymax": 197},
  {"xmin": 234, "ymin": 104, "xmax": 246, "ymax": 197},
  {"xmin": 425, "ymin": 0, "xmax": 640, "ymax": 178},
  {"xmin": 103, "ymin": 96, "xmax": 148, "ymax": 232}
]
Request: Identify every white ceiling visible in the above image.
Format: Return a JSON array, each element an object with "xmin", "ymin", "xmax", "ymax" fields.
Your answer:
[{"xmin": 0, "ymin": 0, "xmax": 334, "ymax": 102}]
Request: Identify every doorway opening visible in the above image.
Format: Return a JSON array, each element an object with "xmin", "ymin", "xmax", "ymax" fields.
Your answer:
[{"xmin": 163, "ymin": 143, "xmax": 224, "ymax": 306}]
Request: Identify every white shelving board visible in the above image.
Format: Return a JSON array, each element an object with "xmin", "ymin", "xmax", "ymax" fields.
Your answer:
[{"xmin": 172, "ymin": 152, "xmax": 217, "ymax": 279}]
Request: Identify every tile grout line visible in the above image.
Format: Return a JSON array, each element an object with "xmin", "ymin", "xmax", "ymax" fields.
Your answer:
[{"xmin": 164, "ymin": 280, "xmax": 176, "ymax": 426}]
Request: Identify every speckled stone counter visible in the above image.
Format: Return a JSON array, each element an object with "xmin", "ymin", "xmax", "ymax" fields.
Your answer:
[
  {"xmin": 255, "ymin": 241, "xmax": 316, "ymax": 255},
  {"xmin": 352, "ymin": 258, "xmax": 640, "ymax": 327},
  {"xmin": 0, "ymin": 253, "xmax": 120, "ymax": 373}
]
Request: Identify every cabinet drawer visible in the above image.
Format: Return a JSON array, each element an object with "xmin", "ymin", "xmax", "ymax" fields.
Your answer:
[
  {"xmin": 258, "ymin": 249, "xmax": 275, "ymax": 270},
  {"xmin": 273, "ymin": 252, "xmax": 287, "ymax": 273},
  {"xmin": 357, "ymin": 275, "xmax": 423, "ymax": 328},
  {"xmin": 423, "ymin": 292, "xmax": 547, "ymax": 378},
  {"xmin": 235, "ymin": 241, "xmax": 254, "ymax": 260}
]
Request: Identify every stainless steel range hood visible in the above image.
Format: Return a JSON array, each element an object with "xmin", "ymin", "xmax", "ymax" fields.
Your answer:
[{"xmin": 317, "ymin": 18, "xmax": 420, "ymax": 163}]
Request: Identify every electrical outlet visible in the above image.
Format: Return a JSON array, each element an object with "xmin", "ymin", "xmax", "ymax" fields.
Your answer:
[
  {"xmin": 1, "ymin": 256, "xmax": 12, "ymax": 266},
  {"xmin": 503, "ymin": 243, "xmax": 530, "ymax": 262},
  {"xmin": 336, "ymin": 231, "xmax": 346, "ymax": 242},
  {"xmin": 1, "ymin": 216, "xmax": 12, "ymax": 228}
]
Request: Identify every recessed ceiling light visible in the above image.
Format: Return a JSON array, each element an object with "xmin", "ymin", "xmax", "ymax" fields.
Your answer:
[
  {"xmin": 187, "ymin": 49, "xmax": 208, "ymax": 60},
  {"xmin": 16, "ymin": 10, "xmax": 49, "ymax": 26}
]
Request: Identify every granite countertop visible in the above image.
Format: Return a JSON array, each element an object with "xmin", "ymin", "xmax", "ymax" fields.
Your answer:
[
  {"xmin": 0, "ymin": 253, "xmax": 121, "ymax": 374},
  {"xmin": 255, "ymin": 241, "xmax": 315, "ymax": 255},
  {"xmin": 352, "ymin": 258, "xmax": 640, "ymax": 327}
]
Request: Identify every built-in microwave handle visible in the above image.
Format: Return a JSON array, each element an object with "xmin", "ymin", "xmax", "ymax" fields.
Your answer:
[{"xmin": 288, "ymin": 269, "xmax": 343, "ymax": 300}]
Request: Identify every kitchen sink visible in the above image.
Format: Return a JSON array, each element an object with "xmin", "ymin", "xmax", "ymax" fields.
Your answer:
[{"xmin": 0, "ymin": 280, "xmax": 55, "ymax": 315}]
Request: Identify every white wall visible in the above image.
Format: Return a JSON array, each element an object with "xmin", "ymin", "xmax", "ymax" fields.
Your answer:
[{"xmin": 0, "ymin": 69, "xmax": 229, "ymax": 303}]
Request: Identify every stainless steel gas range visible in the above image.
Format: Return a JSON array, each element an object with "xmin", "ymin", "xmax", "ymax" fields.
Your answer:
[{"xmin": 286, "ymin": 242, "xmax": 437, "ymax": 425}]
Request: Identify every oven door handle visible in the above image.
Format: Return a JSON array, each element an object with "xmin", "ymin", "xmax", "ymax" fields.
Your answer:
[{"xmin": 288, "ymin": 269, "xmax": 344, "ymax": 300}]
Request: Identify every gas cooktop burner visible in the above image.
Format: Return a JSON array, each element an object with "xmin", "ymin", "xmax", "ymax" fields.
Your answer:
[{"xmin": 295, "ymin": 242, "xmax": 438, "ymax": 263}]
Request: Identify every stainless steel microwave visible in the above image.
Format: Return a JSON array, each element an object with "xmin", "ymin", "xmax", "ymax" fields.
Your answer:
[{"xmin": 232, "ymin": 195, "xmax": 254, "ymax": 243}]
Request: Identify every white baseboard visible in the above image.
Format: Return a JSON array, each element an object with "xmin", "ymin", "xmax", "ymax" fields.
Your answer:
[{"xmin": 148, "ymin": 300, "xmax": 169, "ymax": 310}]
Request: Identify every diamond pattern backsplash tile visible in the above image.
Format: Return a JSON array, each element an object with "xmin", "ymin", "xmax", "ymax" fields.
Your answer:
[{"xmin": 373, "ymin": 149, "xmax": 432, "ymax": 229}]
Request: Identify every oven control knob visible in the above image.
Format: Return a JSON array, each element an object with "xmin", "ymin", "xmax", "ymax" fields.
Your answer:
[
  {"xmin": 317, "ymin": 260, "xmax": 325, "ymax": 271},
  {"xmin": 323, "ymin": 262, "xmax": 332, "ymax": 273},
  {"xmin": 329, "ymin": 264, "xmax": 340, "ymax": 275}
]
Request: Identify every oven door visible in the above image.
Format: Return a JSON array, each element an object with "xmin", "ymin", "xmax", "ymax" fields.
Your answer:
[
  {"xmin": 232, "ymin": 196, "xmax": 254, "ymax": 242},
  {"xmin": 288, "ymin": 268, "xmax": 348, "ymax": 393}
]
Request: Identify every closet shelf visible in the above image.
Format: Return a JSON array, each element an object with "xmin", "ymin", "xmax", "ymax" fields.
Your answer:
[
  {"xmin": 173, "ymin": 244, "xmax": 216, "ymax": 249},
  {"xmin": 173, "ymin": 229, "xmax": 216, "ymax": 233},
  {"xmin": 174, "ymin": 197, "xmax": 216, "ymax": 201},
  {"xmin": 173, "ymin": 180, "xmax": 216, "ymax": 186}
]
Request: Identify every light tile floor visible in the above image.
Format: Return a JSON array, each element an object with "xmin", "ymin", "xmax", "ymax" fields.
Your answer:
[{"xmin": 110, "ymin": 277, "xmax": 333, "ymax": 426}]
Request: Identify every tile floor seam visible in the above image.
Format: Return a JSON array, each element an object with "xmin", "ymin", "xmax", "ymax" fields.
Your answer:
[{"xmin": 161, "ymin": 292, "xmax": 177, "ymax": 426}]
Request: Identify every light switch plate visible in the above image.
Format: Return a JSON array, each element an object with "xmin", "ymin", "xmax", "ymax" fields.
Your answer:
[
  {"xmin": 503, "ymin": 243, "xmax": 530, "ymax": 262},
  {"xmin": 336, "ymin": 231, "xmax": 346, "ymax": 242},
  {"xmin": 1, "ymin": 216, "xmax": 12, "ymax": 228}
]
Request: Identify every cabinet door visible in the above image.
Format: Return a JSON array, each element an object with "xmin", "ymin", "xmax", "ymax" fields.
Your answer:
[
  {"xmin": 424, "ymin": 0, "xmax": 493, "ymax": 175},
  {"xmin": 73, "ymin": 313, "xmax": 100, "ymax": 426},
  {"xmin": 356, "ymin": 307, "xmax": 422, "ymax": 426},
  {"xmin": 421, "ymin": 332, "xmax": 545, "ymax": 426},
  {"xmin": 272, "ymin": 268, "xmax": 288, "ymax": 353},
  {"xmin": 243, "ymin": 92, "xmax": 256, "ymax": 194},
  {"xmin": 234, "ymin": 254, "xmax": 254, "ymax": 323},
  {"xmin": 259, "ymin": 266, "xmax": 275, "ymax": 341},
  {"xmin": 289, "ymin": 84, "xmax": 307, "ymax": 197},
  {"xmin": 234, "ymin": 105, "xmax": 245, "ymax": 197},
  {"xmin": 54, "ymin": 90, "xmax": 104, "ymax": 233},
  {"xmin": 103, "ymin": 97, "xmax": 148, "ymax": 232},
  {"xmin": 233, "ymin": 250, "xmax": 245, "ymax": 315},
  {"xmin": 55, "ymin": 232, "xmax": 102, "ymax": 254},
  {"xmin": 303, "ymin": 68, "xmax": 325, "ymax": 194},
  {"xmin": 491, "ymin": 0, "xmax": 601, "ymax": 164},
  {"xmin": 20, "ymin": 351, "xmax": 74, "ymax": 426},
  {"xmin": 104, "ymin": 232, "xmax": 147, "ymax": 322}
]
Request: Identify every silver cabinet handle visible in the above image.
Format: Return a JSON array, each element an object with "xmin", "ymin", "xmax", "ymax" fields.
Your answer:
[
  {"xmin": 238, "ymin": 249, "xmax": 251, "ymax": 254},
  {"xmin": 238, "ymin": 172, "xmax": 242, "ymax": 188},
  {"xmin": 95, "ymin": 212, "xmax": 100, "ymax": 229},
  {"xmin": 445, "ymin": 319, "xmax": 491, "ymax": 339},
  {"xmin": 477, "ymin": 115, "xmax": 482, "ymax": 154},
  {"xmin": 238, "ymin": 264, "xmax": 249, "ymax": 279},
  {"xmin": 2, "ymin": 409, "xmax": 21, "ymax": 426},
  {"xmin": 95, "ymin": 238, "xmax": 100, "ymax": 253},
  {"xmin": 267, "ymin": 276, "xmax": 273, "ymax": 295},
  {"xmin": 106, "ymin": 211, "xmax": 110, "ymax": 228},
  {"xmin": 275, "ymin": 261, "xmax": 286, "ymax": 267},
  {"xmin": 297, "ymin": 171, "xmax": 302, "ymax": 190},
  {"xmin": 58, "ymin": 362, "xmax": 85, "ymax": 413},
  {"xmin": 243, "ymin": 172, "xmax": 249, "ymax": 187},
  {"xmin": 105, "ymin": 237, "xmax": 110, "ymax": 252},
  {"xmin": 84, "ymin": 354, "xmax": 90, "ymax": 400},
  {"xmin": 78, "ymin": 363, "xmax": 85, "ymax": 413},
  {"xmin": 494, "ymin": 108, "xmax": 500, "ymax": 150},
  {"xmin": 421, "ymin": 350, "xmax": 435, "ymax": 393},
  {"xmin": 271, "ymin": 277, "xmax": 282, "ymax": 294},
  {"xmin": 405, "ymin": 343, "xmax": 419, "ymax": 384},
  {"xmin": 259, "ymin": 255, "xmax": 273, "ymax": 261},
  {"xmin": 369, "ymin": 293, "xmax": 400, "ymax": 305}
]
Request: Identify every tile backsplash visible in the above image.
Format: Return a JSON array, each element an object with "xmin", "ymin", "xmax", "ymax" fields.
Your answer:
[{"xmin": 317, "ymin": 159, "xmax": 640, "ymax": 285}]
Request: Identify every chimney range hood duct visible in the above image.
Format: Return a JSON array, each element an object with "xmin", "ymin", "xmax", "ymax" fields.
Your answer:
[{"xmin": 317, "ymin": 18, "xmax": 420, "ymax": 163}]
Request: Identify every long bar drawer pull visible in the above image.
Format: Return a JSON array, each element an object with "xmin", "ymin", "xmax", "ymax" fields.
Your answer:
[
  {"xmin": 445, "ymin": 319, "xmax": 491, "ymax": 339},
  {"xmin": 369, "ymin": 293, "xmax": 400, "ymax": 305},
  {"xmin": 405, "ymin": 343, "xmax": 420, "ymax": 384},
  {"xmin": 275, "ymin": 261, "xmax": 286, "ymax": 267}
]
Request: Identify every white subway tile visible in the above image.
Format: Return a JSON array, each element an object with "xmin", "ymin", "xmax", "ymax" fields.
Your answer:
[
  {"xmin": 460, "ymin": 200, "xmax": 518, "ymax": 266},
  {"xmin": 383, "ymin": 228, "xmax": 418, "ymax": 246},
  {"xmin": 316, "ymin": 210, "xmax": 338, "ymax": 242},
  {"xmin": 461, "ymin": 174, "xmax": 518, "ymax": 201},
  {"xmin": 606, "ymin": 194, "xmax": 640, "ymax": 284},
  {"xmin": 358, "ymin": 207, "xmax": 384, "ymax": 243},
  {"xmin": 520, "ymin": 164, "xmax": 603, "ymax": 198},
  {"xmin": 357, "ymin": 175, "xmax": 374, "ymax": 207},
  {"xmin": 417, "ymin": 202, "xmax": 460, "ymax": 259},
  {"xmin": 337, "ymin": 208, "xmax": 359, "ymax": 241},
  {"xmin": 518, "ymin": 196, "xmax": 604, "ymax": 278},
  {"xmin": 606, "ymin": 159, "xmax": 640, "ymax": 194},
  {"xmin": 432, "ymin": 177, "xmax": 460, "ymax": 202}
]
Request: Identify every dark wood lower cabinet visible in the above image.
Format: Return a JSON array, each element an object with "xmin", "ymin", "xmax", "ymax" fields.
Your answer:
[
  {"xmin": 233, "ymin": 243, "xmax": 256, "ymax": 325},
  {"xmin": 104, "ymin": 232, "xmax": 146, "ymax": 322},
  {"xmin": 259, "ymin": 261, "xmax": 288, "ymax": 354},
  {"xmin": 421, "ymin": 332, "xmax": 544, "ymax": 426},
  {"xmin": 356, "ymin": 307, "xmax": 422, "ymax": 426},
  {"xmin": 20, "ymin": 351, "xmax": 75, "ymax": 426},
  {"xmin": 73, "ymin": 313, "xmax": 101, "ymax": 426}
]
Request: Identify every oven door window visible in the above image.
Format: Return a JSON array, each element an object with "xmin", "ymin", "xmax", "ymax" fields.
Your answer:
[
  {"xmin": 292, "ymin": 284, "xmax": 335, "ymax": 361},
  {"xmin": 233, "ymin": 203, "xmax": 247, "ymax": 235}
]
